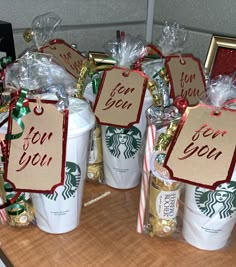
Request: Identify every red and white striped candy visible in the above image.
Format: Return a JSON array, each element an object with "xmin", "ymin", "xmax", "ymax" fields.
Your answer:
[{"xmin": 137, "ymin": 124, "xmax": 156, "ymax": 233}]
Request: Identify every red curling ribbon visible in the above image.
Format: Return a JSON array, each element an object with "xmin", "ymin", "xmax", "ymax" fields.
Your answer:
[
  {"xmin": 0, "ymin": 139, "xmax": 7, "ymax": 162},
  {"xmin": 223, "ymin": 98, "xmax": 236, "ymax": 111},
  {"xmin": 147, "ymin": 44, "xmax": 165, "ymax": 58}
]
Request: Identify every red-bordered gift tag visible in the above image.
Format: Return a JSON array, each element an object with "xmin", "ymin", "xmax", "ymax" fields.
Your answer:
[
  {"xmin": 163, "ymin": 103, "xmax": 236, "ymax": 189},
  {"xmin": 4, "ymin": 99, "xmax": 68, "ymax": 193},
  {"xmin": 93, "ymin": 66, "xmax": 148, "ymax": 128},
  {"xmin": 165, "ymin": 55, "xmax": 206, "ymax": 106},
  {"xmin": 40, "ymin": 39, "xmax": 86, "ymax": 79}
]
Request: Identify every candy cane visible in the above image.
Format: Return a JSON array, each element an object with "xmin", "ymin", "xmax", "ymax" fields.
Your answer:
[
  {"xmin": 0, "ymin": 197, "xmax": 7, "ymax": 224},
  {"xmin": 137, "ymin": 124, "xmax": 156, "ymax": 233}
]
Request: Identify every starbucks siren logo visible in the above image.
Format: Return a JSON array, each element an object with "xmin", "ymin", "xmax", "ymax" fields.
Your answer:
[
  {"xmin": 45, "ymin": 161, "xmax": 81, "ymax": 201},
  {"xmin": 105, "ymin": 126, "xmax": 142, "ymax": 159},
  {"xmin": 195, "ymin": 181, "xmax": 236, "ymax": 219}
]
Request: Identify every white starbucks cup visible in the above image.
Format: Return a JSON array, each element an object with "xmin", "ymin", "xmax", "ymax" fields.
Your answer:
[
  {"xmin": 102, "ymin": 90, "xmax": 153, "ymax": 189},
  {"xmin": 31, "ymin": 97, "xmax": 95, "ymax": 234},
  {"xmin": 182, "ymin": 167, "xmax": 236, "ymax": 250}
]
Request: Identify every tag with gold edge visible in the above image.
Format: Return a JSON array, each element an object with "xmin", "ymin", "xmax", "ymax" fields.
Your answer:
[
  {"xmin": 93, "ymin": 66, "xmax": 148, "ymax": 128},
  {"xmin": 163, "ymin": 104, "xmax": 236, "ymax": 189},
  {"xmin": 5, "ymin": 99, "xmax": 68, "ymax": 193}
]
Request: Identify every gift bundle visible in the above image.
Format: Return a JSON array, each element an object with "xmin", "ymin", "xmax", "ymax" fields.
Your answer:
[
  {"xmin": 136, "ymin": 22, "xmax": 236, "ymax": 251},
  {"xmin": 0, "ymin": 12, "xmax": 95, "ymax": 233},
  {"xmin": 0, "ymin": 13, "xmax": 235, "ymax": 252}
]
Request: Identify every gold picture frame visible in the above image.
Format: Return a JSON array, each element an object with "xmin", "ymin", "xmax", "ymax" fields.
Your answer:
[{"xmin": 204, "ymin": 35, "xmax": 236, "ymax": 77}]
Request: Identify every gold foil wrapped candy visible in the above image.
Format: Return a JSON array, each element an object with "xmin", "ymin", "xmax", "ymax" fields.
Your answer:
[
  {"xmin": 7, "ymin": 202, "xmax": 34, "ymax": 227},
  {"xmin": 87, "ymin": 125, "xmax": 104, "ymax": 183},
  {"xmin": 147, "ymin": 121, "xmax": 181, "ymax": 237},
  {"xmin": 159, "ymin": 67, "xmax": 169, "ymax": 85},
  {"xmin": 148, "ymin": 80, "xmax": 164, "ymax": 107},
  {"xmin": 87, "ymin": 163, "xmax": 104, "ymax": 182},
  {"xmin": 6, "ymin": 193, "xmax": 34, "ymax": 227},
  {"xmin": 148, "ymin": 214, "xmax": 177, "ymax": 237},
  {"xmin": 23, "ymin": 28, "xmax": 34, "ymax": 43}
]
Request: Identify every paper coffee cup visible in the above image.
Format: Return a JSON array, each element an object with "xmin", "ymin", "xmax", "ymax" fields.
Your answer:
[
  {"xmin": 102, "ymin": 90, "xmax": 153, "ymax": 189},
  {"xmin": 182, "ymin": 168, "xmax": 236, "ymax": 250},
  {"xmin": 31, "ymin": 97, "xmax": 95, "ymax": 234}
]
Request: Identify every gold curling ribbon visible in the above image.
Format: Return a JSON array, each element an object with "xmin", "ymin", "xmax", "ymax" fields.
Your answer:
[
  {"xmin": 75, "ymin": 59, "xmax": 93, "ymax": 99},
  {"xmin": 75, "ymin": 59, "xmax": 113, "ymax": 99},
  {"xmin": 88, "ymin": 51, "xmax": 116, "ymax": 65}
]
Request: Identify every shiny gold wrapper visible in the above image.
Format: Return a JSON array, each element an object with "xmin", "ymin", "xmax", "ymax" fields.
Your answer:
[
  {"xmin": 88, "ymin": 125, "xmax": 103, "ymax": 164},
  {"xmin": 154, "ymin": 133, "xmax": 172, "ymax": 151},
  {"xmin": 166, "ymin": 120, "xmax": 179, "ymax": 136},
  {"xmin": 147, "ymin": 120, "xmax": 181, "ymax": 237},
  {"xmin": 151, "ymin": 175, "xmax": 179, "ymax": 191},
  {"xmin": 75, "ymin": 59, "xmax": 94, "ymax": 99},
  {"xmin": 148, "ymin": 176, "xmax": 180, "ymax": 237},
  {"xmin": 87, "ymin": 163, "xmax": 104, "ymax": 183},
  {"xmin": 148, "ymin": 215, "xmax": 177, "ymax": 237},
  {"xmin": 159, "ymin": 68, "xmax": 169, "ymax": 85},
  {"xmin": 87, "ymin": 124, "xmax": 104, "ymax": 183},
  {"xmin": 148, "ymin": 80, "xmax": 164, "ymax": 107},
  {"xmin": 88, "ymin": 51, "xmax": 116, "ymax": 65},
  {"xmin": 23, "ymin": 28, "xmax": 34, "ymax": 43},
  {"xmin": 7, "ymin": 202, "xmax": 34, "ymax": 227},
  {"xmin": 0, "ymin": 104, "xmax": 9, "ymax": 114}
]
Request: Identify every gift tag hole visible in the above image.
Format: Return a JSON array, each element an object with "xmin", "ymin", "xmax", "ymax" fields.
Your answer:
[
  {"xmin": 179, "ymin": 58, "xmax": 186, "ymax": 65},
  {"xmin": 34, "ymin": 106, "xmax": 44, "ymax": 116},
  {"xmin": 211, "ymin": 110, "xmax": 221, "ymax": 117},
  {"xmin": 122, "ymin": 70, "xmax": 130, "ymax": 77}
]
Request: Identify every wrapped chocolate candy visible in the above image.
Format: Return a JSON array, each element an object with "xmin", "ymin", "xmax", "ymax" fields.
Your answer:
[
  {"xmin": 137, "ymin": 52, "xmax": 183, "ymax": 235},
  {"xmin": 1, "ymin": 182, "xmax": 33, "ymax": 227},
  {"xmin": 87, "ymin": 120, "xmax": 104, "ymax": 183},
  {"xmin": 6, "ymin": 192, "xmax": 34, "ymax": 227},
  {"xmin": 84, "ymin": 73, "xmax": 104, "ymax": 183},
  {"xmin": 147, "ymin": 121, "xmax": 182, "ymax": 237}
]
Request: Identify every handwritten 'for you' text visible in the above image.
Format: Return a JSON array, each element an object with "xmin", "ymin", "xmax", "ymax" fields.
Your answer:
[
  {"xmin": 16, "ymin": 126, "xmax": 53, "ymax": 172},
  {"xmin": 102, "ymin": 82, "xmax": 135, "ymax": 111},
  {"xmin": 178, "ymin": 123, "xmax": 227, "ymax": 161}
]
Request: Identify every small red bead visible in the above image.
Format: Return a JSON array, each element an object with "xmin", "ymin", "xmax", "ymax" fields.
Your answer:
[{"xmin": 174, "ymin": 96, "xmax": 189, "ymax": 114}]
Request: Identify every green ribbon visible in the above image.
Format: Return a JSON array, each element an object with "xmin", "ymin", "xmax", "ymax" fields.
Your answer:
[
  {"xmin": 92, "ymin": 77, "xmax": 101, "ymax": 95},
  {"xmin": 4, "ymin": 182, "xmax": 14, "ymax": 192},
  {"xmin": 6, "ymin": 203, "xmax": 26, "ymax": 216},
  {"xmin": 0, "ymin": 56, "xmax": 12, "ymax": 70},
  {"xmin": 5, "ymin": 88, "xmax": 30, "ymax": 140},
  {"xmin": 6, "ymin": 192, "xmax": 26, "ymax": 203}
]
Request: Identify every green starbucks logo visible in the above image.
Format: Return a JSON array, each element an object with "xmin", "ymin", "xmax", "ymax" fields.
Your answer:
[
  {"xmin": 105, "ymin": 126, "xmax": 142, "ymax": 159},
  {"xmin": 195, "ymin": 182, "xmax": 236, "ymax": 219},
  {"xmin": 45, "ymin": 161, "xmax": 81, "ymax": 201}
]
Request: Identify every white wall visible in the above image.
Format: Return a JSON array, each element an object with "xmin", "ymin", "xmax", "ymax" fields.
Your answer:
[
  {"xmin": 0, "ymin": 0, "xmax": 235, "ymax": 64},
  {"xmin": 0, "ymin": 0, "xmax": 148, "ymax": 56},
  {"xmin": 153, "ymin": 0, "xmax": 236, "ymax": 63}
]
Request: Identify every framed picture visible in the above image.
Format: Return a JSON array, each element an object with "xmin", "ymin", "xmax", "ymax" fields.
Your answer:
[{"xmin": 204, "ymin": 35, "xmax": 236, "ymax": 78}]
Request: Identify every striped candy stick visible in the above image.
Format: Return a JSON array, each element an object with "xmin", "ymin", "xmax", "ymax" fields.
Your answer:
[
  {"xmin": 0, "ymin": 197, "xmax": 7, "ymax": 224},
  {"xmin": 137, "ymin": 124, "xmax": 156, "ymax": 233}
]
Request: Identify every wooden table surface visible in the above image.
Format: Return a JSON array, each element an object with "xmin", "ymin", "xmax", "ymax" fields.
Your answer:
[{"xmin": 0, "ymin": 182, "xmax": 235, "ymax": 267}]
